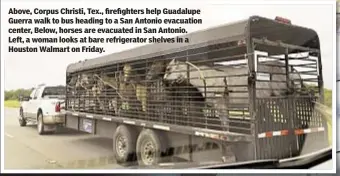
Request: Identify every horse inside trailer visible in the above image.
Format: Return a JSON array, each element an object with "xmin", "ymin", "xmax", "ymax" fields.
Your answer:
[{"xmin": 65, "ymin": 15, "xmax": 329, "ymax": 165}]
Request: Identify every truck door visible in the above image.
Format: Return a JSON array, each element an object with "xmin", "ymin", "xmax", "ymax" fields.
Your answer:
[
  {"xmin": 29, "ymin": 87, "xmax": 43, "ymax": 119},
  {"xmin": 23, "ymin": 89, "xmax": 36, "ymax": 118}
]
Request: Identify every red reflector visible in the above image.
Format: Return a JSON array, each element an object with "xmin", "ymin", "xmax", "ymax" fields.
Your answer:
[
  {"xmin": 281, "ymin": 130, "xmax": 289, "ymax": 136},
  {"xmin": 275, "ymin": 16, "xmax": 291, "ymax": 24},
  {"xmin": 265, "ymin": 132, "xmax": 273, "ymax": 138},
  {"xmin": 295, "ymin": 129, "xmax": 304, "ymax": 135},
  {"xmin": 55, "ymin": 102, "xmax": 61, "ymax": 112}
]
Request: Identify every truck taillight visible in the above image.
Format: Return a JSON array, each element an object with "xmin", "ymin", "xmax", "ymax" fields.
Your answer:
[
  {"xmin": 275, "ymin": 16, "xmax": 291, "ymax": 24},
  {"xmin": 55, "ymin": 102, "xmax": 61, "ymax": 112}
]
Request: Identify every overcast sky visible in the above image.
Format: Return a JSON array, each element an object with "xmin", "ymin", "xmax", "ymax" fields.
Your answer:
[{"xmin": 1, "ymin": 0, "xmax": 335, "ymax": 91}]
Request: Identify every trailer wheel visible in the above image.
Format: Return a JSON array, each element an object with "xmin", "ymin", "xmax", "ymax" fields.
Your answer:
[
  {"xmin": 113, "ymin": 125, "xmax": 138, "ymax": 164},
  {"xmin": 232, "ymin": 142, "xmax": 255, "ymax": 162},
  {"xmin": 136, "ymin": 129, "xmax": 163, "ymax": 166}
]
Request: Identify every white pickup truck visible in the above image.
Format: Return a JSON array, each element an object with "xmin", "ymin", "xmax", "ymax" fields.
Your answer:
[{"xmin": 18, "ymin": 84, "xmax": 66, "ymax": 134}]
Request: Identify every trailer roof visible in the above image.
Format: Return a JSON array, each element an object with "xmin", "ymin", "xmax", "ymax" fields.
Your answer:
[
  {"xmin": 66, "ymin": 16, "xmax": 251, "ymax": 73},
  {"xmin": 66, "ymin": 15, "xmax": 318, "ymax": 73}
]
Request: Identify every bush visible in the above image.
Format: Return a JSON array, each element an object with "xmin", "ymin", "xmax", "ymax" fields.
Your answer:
[{"xmin": 324, "ymin": 88, "xmax": 332, "ymax": 108}]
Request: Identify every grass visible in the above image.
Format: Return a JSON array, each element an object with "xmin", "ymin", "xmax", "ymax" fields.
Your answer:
[
  {"xmin": 4, "ymin": 100, "xmax": 20, "ymax": 108},
  {"xmin": 314, "ymin": 101, "xmax": 332, "ymax": 146}
]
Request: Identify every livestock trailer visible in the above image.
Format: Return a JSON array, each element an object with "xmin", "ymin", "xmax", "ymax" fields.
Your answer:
[{"xmin": 64, "ymin": 15, "xmax": 329, "ymax": 167}]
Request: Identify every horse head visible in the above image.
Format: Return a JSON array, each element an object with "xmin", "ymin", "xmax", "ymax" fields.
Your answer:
[
  {"xmin": 146, "ymin": 60, "xmax": 166, "ymax": 80},
  {"xmin": 123, "ymin": 64, "xmax": 133, "ymax": 82},
  {"xmin": 92, "ymin": 73, "xmax": 106, "ymax": 95},
  {"xmin": 68, "ymin": 76, "xmax": 78, "ymax": 86},
  {"xmin": 163, "ymin": 59, "xmax": 187, "ymax": 84},
  {"xmin": 75, "ymin": 74, "xmax": 83, "ymax": 88}
]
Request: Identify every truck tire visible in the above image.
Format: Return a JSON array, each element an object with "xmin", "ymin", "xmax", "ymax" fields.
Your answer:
[
  {"xmin": 37, "ymin": 111, "xmax": 57, "ymax": 135},
  {"xmin": 136, "ymin": 129, "xmax": 163, "ymax": 166},
  {"xmin": 37, "ymin": 112, "xmax": 46, "ymax": 135},
  {"xmin": 19, "ymin": 108, "xmax": 27, "ymax": 127},
  {"xmin": 113, "ymin": 125, "xmax": 138, "ymax": 164}
]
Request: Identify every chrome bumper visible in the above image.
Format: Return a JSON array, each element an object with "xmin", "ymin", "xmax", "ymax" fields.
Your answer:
[{"xmin": 43, "ymin": 114, "xmax": 65, "ymax": 124}]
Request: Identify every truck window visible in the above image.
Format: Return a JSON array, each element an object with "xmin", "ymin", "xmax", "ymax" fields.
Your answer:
[
  {"xmin": 42, "ymin": 86, "xmax": 66, "ymax": 98},
  {"xmin": 29, "ymin": 89, "xmax": 36, "ymax": 99},
  {"xmin": 33, "ymin": 88, "xmax": 41, "ymax": 100}
]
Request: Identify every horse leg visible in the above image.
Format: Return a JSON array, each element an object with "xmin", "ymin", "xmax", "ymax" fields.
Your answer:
[
  {"xmin": 216, "ymin": 102, "xmax": 229, "ymax": 132},
  {"xmin": 224, "ymin": 101, "xmax": 230, "ymax": 132},
  {"xmin": 97, "ymin": 97, "xmax": 104, "ymax": 113},
  {"xmin": 83, "ymin": 91, "xmax": 88, "ymax": 111},
  {"xmin": 141, "ymin": 95, "xmax": 147, "ymax": 112},
  {"xmin": 108, "ymin": 99, "xmax": 114, "ymax": 114},
  {"xmin": 134, "ymin": 85, "xmax": 147, "ymax": 120},
  {"xmin": 191, "ymin": 101, "xmax": 204, "ymax": 128},
  {"xmin": 141, "ymin": 91, "xmax": 147, "ymax": 113},
  {"xmin": 112, "ymin": 98, "xmax": 118, "ymax": 115},
  {"xmin": 220, "ymin": 112, "xmax": 229, "ymax": 132},
  {"xmin": 91, "ymin": 91, "xmax": 96, "ymax": 112},
  {"xmin": 136, "ymin": 85, "xmax": 147, "ymax": 112},
  {"xmin": 222, "ymin": 113, "xmax": 229, "ymax": 132}
]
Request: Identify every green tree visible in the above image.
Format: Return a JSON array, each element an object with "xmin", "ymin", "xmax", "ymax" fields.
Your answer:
[{"xmin": 5, "ymin": 88, "xmax": 32, "ymax": 101}]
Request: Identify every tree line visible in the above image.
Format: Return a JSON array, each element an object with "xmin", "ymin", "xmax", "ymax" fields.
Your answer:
[{"xmin": 5, "ymin": 88, "xmax": 33, "ymax": 101}]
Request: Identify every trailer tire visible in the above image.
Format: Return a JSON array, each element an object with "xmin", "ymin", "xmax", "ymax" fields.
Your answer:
[
  {"xmin": 136, "ymin": 129, "xmax": 163, "ymax": 166},
  {"xmin": 232, "ymin": 142, "xmax": 255, "ymax": 162},
  {"xmin": 113, "ymin": 125, "xmax": 138, "ymax": 164}
]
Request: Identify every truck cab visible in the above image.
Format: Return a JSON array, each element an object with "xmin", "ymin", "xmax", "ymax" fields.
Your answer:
[{"xmin": 19, "ymin": 84, "xmax": 66, "ymax": 134}]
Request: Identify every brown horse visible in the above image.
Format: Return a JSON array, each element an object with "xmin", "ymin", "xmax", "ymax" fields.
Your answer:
[
  {"xmin": 93, "ymin": 64, "xmax": 147, "ymax": 116},
  {"xmin": 122, "ymin": 64, "xmax": 148, "ymax": 113},
  {"xmin": 66, "ymin": 74, "xmax": 94, "ymax": 111},
  {"xmin": 146, "ymin": 60, "xmax": 206, "ymax": 126}
]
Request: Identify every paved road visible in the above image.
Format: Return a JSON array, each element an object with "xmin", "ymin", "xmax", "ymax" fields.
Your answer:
[
  {"xmin": 4, "ymin": 108, "xmax": 123, "ymax": 169},
  {"xmin": 6, "ymin": 106, "xmax": 333, "ymax": 170},
  {"xmin": 3, "ymin": 107, "xmax": 230, "ymax": 170}
]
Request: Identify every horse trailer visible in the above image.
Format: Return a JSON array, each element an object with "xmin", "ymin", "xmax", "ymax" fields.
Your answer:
[{"xmin": 64, "ymin": 15, "xmax": 329, "ymax": 167}]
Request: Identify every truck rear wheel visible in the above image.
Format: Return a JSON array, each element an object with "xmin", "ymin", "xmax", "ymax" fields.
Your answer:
[
  {"xmin": 19, "ymin": 108, "xmax": 27, "ymax": 127},
  {"xmin": 37, "ymin": 111, "xmax": 57, "ymax": 135},
  {"xmin": 37, "ymin": 112, "xmax": 46, "ymax": 135},
  {"xmin": 136, "ymin": 129, "xmax": 163, "ymax": 166},
  {"xmin": 113, "ymin": 125, "xmax": 138, "ymax": 164}
]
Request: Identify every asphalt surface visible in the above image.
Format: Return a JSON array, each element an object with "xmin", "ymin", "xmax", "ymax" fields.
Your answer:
[
  {"xmin": 4, "ymin": 107, "xmax": 335, "ymax": 170},
  {"xmin": 3, "ymin": 107, "xmax": 230, "ymax": 170},
  {"xmin": 4, "ymin": 107, "xmax": 123, "ymax": 169}
]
